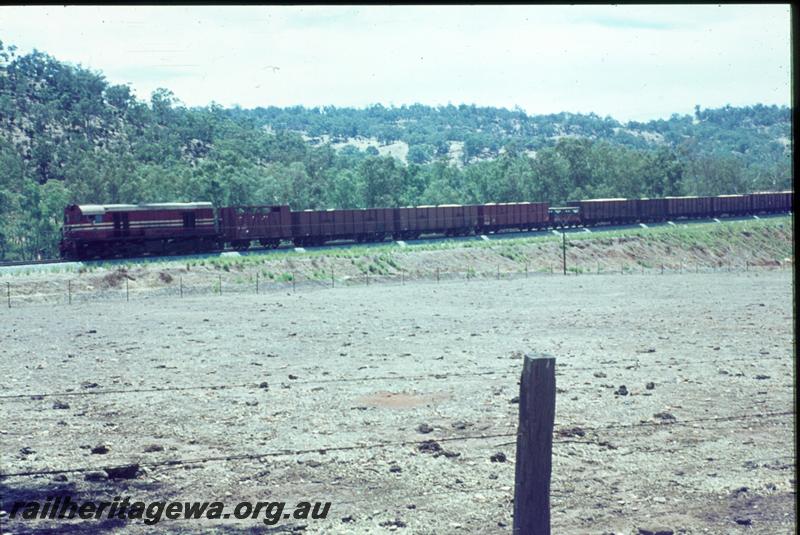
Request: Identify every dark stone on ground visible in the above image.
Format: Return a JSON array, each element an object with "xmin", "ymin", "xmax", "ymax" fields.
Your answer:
[
  {"xmin": 637, "ymin": 528, "xmax": 674, "ymax": 535},
  {"xmin": 105, "ymin": 463, "xmax": 140, "ymax": 479},
  {"xmin": 418, "ymin": 440, "xmax": 442, "ymax": 454},
  {"xmin": 84, "ymin": 471, "xmax": 107, "ymax": 481},
  {"xmin": 490, "ymin": 452, "xmax": 507, "ymax": 463},
  {"xmin": 557, "ymin": 427, "xmax": 586, "ymax": 438}
]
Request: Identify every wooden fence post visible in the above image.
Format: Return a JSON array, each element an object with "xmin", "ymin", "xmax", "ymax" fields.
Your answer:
[
  {"xmin": 256, "ymin": 272, "xmax": 259, "ymax": 294},
  {"xmin": 513, "ymin": 354, "xmax": 556, "ymax": 535},
  {"xmin": 125, "ymin": 278, "xmax": 129, "ymax": 302},
  {"xmin": 180, "ymin": 276, "xmax": 183, "ymax": 298},
  {"xmin": 218, "ymin": 274, "xmax": 222, "ymax": 295},
  {"xmin": 68, "ymin": 280, "xmax": 72, "ymax": 305},
  {"xmin": 7, "ymin": 282, "xmax": 10, "ymax": 308}
]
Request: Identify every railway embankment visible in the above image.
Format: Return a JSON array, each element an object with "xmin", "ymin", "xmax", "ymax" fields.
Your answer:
[{"xmin": 0, "ymin": 216, "xmax": 793, "ymax": 304}]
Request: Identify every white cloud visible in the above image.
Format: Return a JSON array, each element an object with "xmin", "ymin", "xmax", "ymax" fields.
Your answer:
[{"xmin": 0, "ymin": 4, "xmax": 790, "ymax": 121}]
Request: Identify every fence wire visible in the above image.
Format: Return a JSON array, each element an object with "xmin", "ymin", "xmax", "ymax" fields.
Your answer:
[{"xmin": 1, "ymin": 260, "xmax": 790, "ymax": 310}]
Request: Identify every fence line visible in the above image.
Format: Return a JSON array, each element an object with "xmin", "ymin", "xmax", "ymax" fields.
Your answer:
[
  {"xmin": 3, "ymin": 410, "xmax": 792, "ymax": 480},
  {"xmin": 0, "ymin": 260, "xmax": 791, "ymax": 309},
  {"xmin": 0, "ymin": 353, "xmax": 789, "ymax": 403}
]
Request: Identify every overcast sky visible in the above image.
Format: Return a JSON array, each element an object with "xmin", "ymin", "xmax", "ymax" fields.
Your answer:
[{"xmin": 0, "ymin": 5, "xmax": 791, "ymax": 122}]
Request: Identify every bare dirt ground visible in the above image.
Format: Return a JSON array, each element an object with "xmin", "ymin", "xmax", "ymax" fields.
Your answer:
[{"xmin": 0, "ymin": 270, "xmax": 795, "ymax": 534}]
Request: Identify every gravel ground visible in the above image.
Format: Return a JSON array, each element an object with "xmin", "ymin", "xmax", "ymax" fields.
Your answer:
[{"xmin": 0, "ymin": 271, "xmax": 795, "ymax": 534}]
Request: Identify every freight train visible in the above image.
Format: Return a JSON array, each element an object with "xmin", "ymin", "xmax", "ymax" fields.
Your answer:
[{"xmin": 59, "ymin": 191, "xmax": 793, "ymax": 260}]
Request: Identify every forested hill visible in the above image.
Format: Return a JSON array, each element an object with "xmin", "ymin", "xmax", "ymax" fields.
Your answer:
[
  {"xmin": 235, "ymin": 103, "xmax": 791, "ymax": 167},
  {"xmin": 0, "ymin": 41, "xmax": 792, "ymax": 260}
]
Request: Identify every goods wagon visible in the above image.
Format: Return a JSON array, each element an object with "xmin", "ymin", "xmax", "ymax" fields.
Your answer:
[
  {"xmin": 637, "ymin": 198, "xmax": 668, "ymax": 222},
  {"xmin": 664, "ymin": 196, "xmax": 714, "ymax": 219},
  {"xmin": 749, "ymin": 191, "xmax": 793, "ymax": 213},
  {"xmin": 437, "ymin": 204, "xmax": 473, "ymax": 236},
  {"xmin": 218, "ymin": 205, "xmax": 291, "ymax": 249},
  {"xmin": 549, "ymin": 206, "xmax": 581, "ymax": 228},
  {"xmin": 480, "ymin": 203, "xmax": 510, "ymax": 231},
  {"xmin": 393, "ymin": 207, "xmax": 416, "ymax": 240},
  {"xmin": 779, "ymin": 191, "xmax": 794, "ymax": 211},
  {"xmin": 361, "ymin": 208, "xmax": 393, "ymax": 242},
  {"xmin": 478, "ymin": 204, "xmax": 496, "ymax": 231},
  {"xmin": 567, "ymin": 198, "xmax": 638, "ymax": 225},
  {"xmin": 522, "ymin": 202, "xmax": 550, "ymax": 230},
  {"xmin": 291, "ymin": 210, "xmax": 316, "ymax": 246},
  {"xmin": 712, "ymin": 195, "xmax": 750, "ymax": 217},
  {"xmin": 415, "ymin": 206, "xmax": 436, "ymax": 234},
  {"xmin": 60, "ymin": 203, "xmax": 217, "ymax": 260}
]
